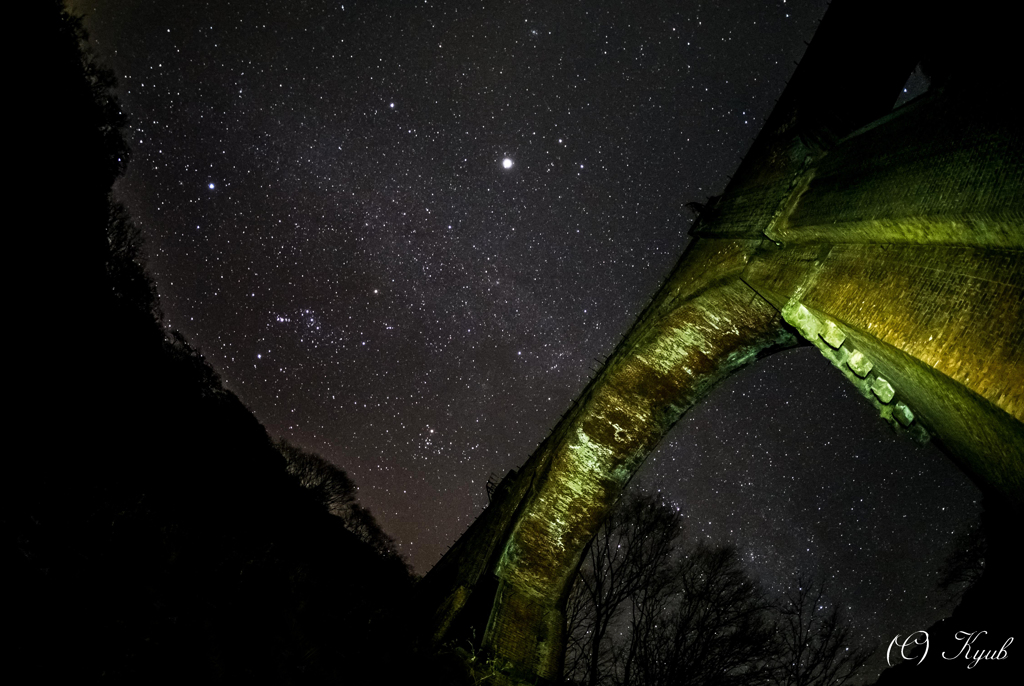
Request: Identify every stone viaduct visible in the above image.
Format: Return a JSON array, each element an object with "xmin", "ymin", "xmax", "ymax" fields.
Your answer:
[{"xmin": 414, "ymin": 1, "xmax": 1022, "ymax": 683}]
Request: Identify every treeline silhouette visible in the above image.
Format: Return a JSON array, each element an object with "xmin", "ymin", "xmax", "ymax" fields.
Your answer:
[
  {"xmin": 278, "ymin": 439, "xmax": 407, "ymax": 564},
  {"xmin": 566, "ymin": 489, "xmax": 1018, "ymax": 686},
  {"xmin": 564, "ymin": 491, "xmax": 873, "ymax": 686},
  {"xmin": 11, "ymin": 4, "xmax": 421, "ymax": 684}
]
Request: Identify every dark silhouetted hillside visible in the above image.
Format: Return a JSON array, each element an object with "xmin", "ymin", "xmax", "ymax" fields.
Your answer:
[{"xmin": 9, "ymin": 4, "xmax": 423, "ymax": 684}]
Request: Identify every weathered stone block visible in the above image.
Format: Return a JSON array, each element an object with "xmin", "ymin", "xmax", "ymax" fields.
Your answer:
[
  {"xmin": 894, "ymin": 401, "xmax": 915, "ymax": 426},
  {"xmin": 781, "ymin": 299, "xmax": 823, "ymax": 340},
  {"xmin": 871, "ymin": 376, "xmax": 895, "ymax": 403},
  {"xmin": 820, "ymin": 319, "xmax": 846, "ymax": 348},
  {"xmin": 847, "ymin": 349, "xmax": 873, "ymax": 377}
]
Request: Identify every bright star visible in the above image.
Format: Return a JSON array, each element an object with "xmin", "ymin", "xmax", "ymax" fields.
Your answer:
[
  {"xmin": 502, "ymin": 158, "xmax": 513, "ymax": 169},
  {"xmin": 208, "ymin": 182, "xmax": 215, "ymax": 189}
]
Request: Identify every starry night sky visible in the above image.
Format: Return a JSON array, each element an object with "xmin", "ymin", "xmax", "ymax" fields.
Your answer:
[{"xmin": 71, "ymin": 0, "xmax": 978, "ymax": 675}]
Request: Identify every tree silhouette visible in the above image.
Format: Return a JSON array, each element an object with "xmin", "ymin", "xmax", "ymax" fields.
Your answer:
[
  {"xmin": 277, "ymin": 439, "xmax": 406, "ymax": 564},
  {"xmin": 565, "ymin": 492, "xmax": 775, "ymax": 686},
  {"xmin": 768, "ymin": 577, "xmax": 873, "ymax": 686},
  {"xmin": 278, "ymin": 439, "xmax": 359, "ymax": 516},
  {"xmin": 565, "ymin": 490, "xmax": 872, "ymax": 686},
  {"xmin": 106, "ymin": 200, "xmax": 160, "ymax": 323},
  {"xmin": 624, "ymin": 543, "xmax": 776, "ymax": 686},
  {"xmin": 564, "ymin": 492, "xmax": 682, "ymax": 685}
]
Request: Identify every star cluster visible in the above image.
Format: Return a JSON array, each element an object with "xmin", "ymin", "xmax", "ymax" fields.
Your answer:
[{"xmin": 73, "ymin": 0, "xmax": 977, "ymax": 675}]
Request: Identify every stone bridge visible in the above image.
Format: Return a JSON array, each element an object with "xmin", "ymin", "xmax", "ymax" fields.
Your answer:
[{"xmin": 414, "ymin": 1, "xmax": 1022, "ymax": 683}]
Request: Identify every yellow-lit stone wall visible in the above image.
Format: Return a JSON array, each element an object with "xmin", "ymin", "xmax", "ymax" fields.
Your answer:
[
  {"xmin": 782, "ymin": 95, "xmax": 1023, "ymax": 249},
  {"xmin": 740, "ymin": 87, "xmax": 1024, "ymax": 508}
]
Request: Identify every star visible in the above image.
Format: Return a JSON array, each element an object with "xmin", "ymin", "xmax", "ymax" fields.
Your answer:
[{"xmin": 502, "ymin": 158, "xmax": 513, "ymax": 169}]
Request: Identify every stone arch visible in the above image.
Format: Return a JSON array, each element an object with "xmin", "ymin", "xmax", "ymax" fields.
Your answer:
[{"xmin": 414, "ymin": 2, "xmax": 1023, "ymax": 683}]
